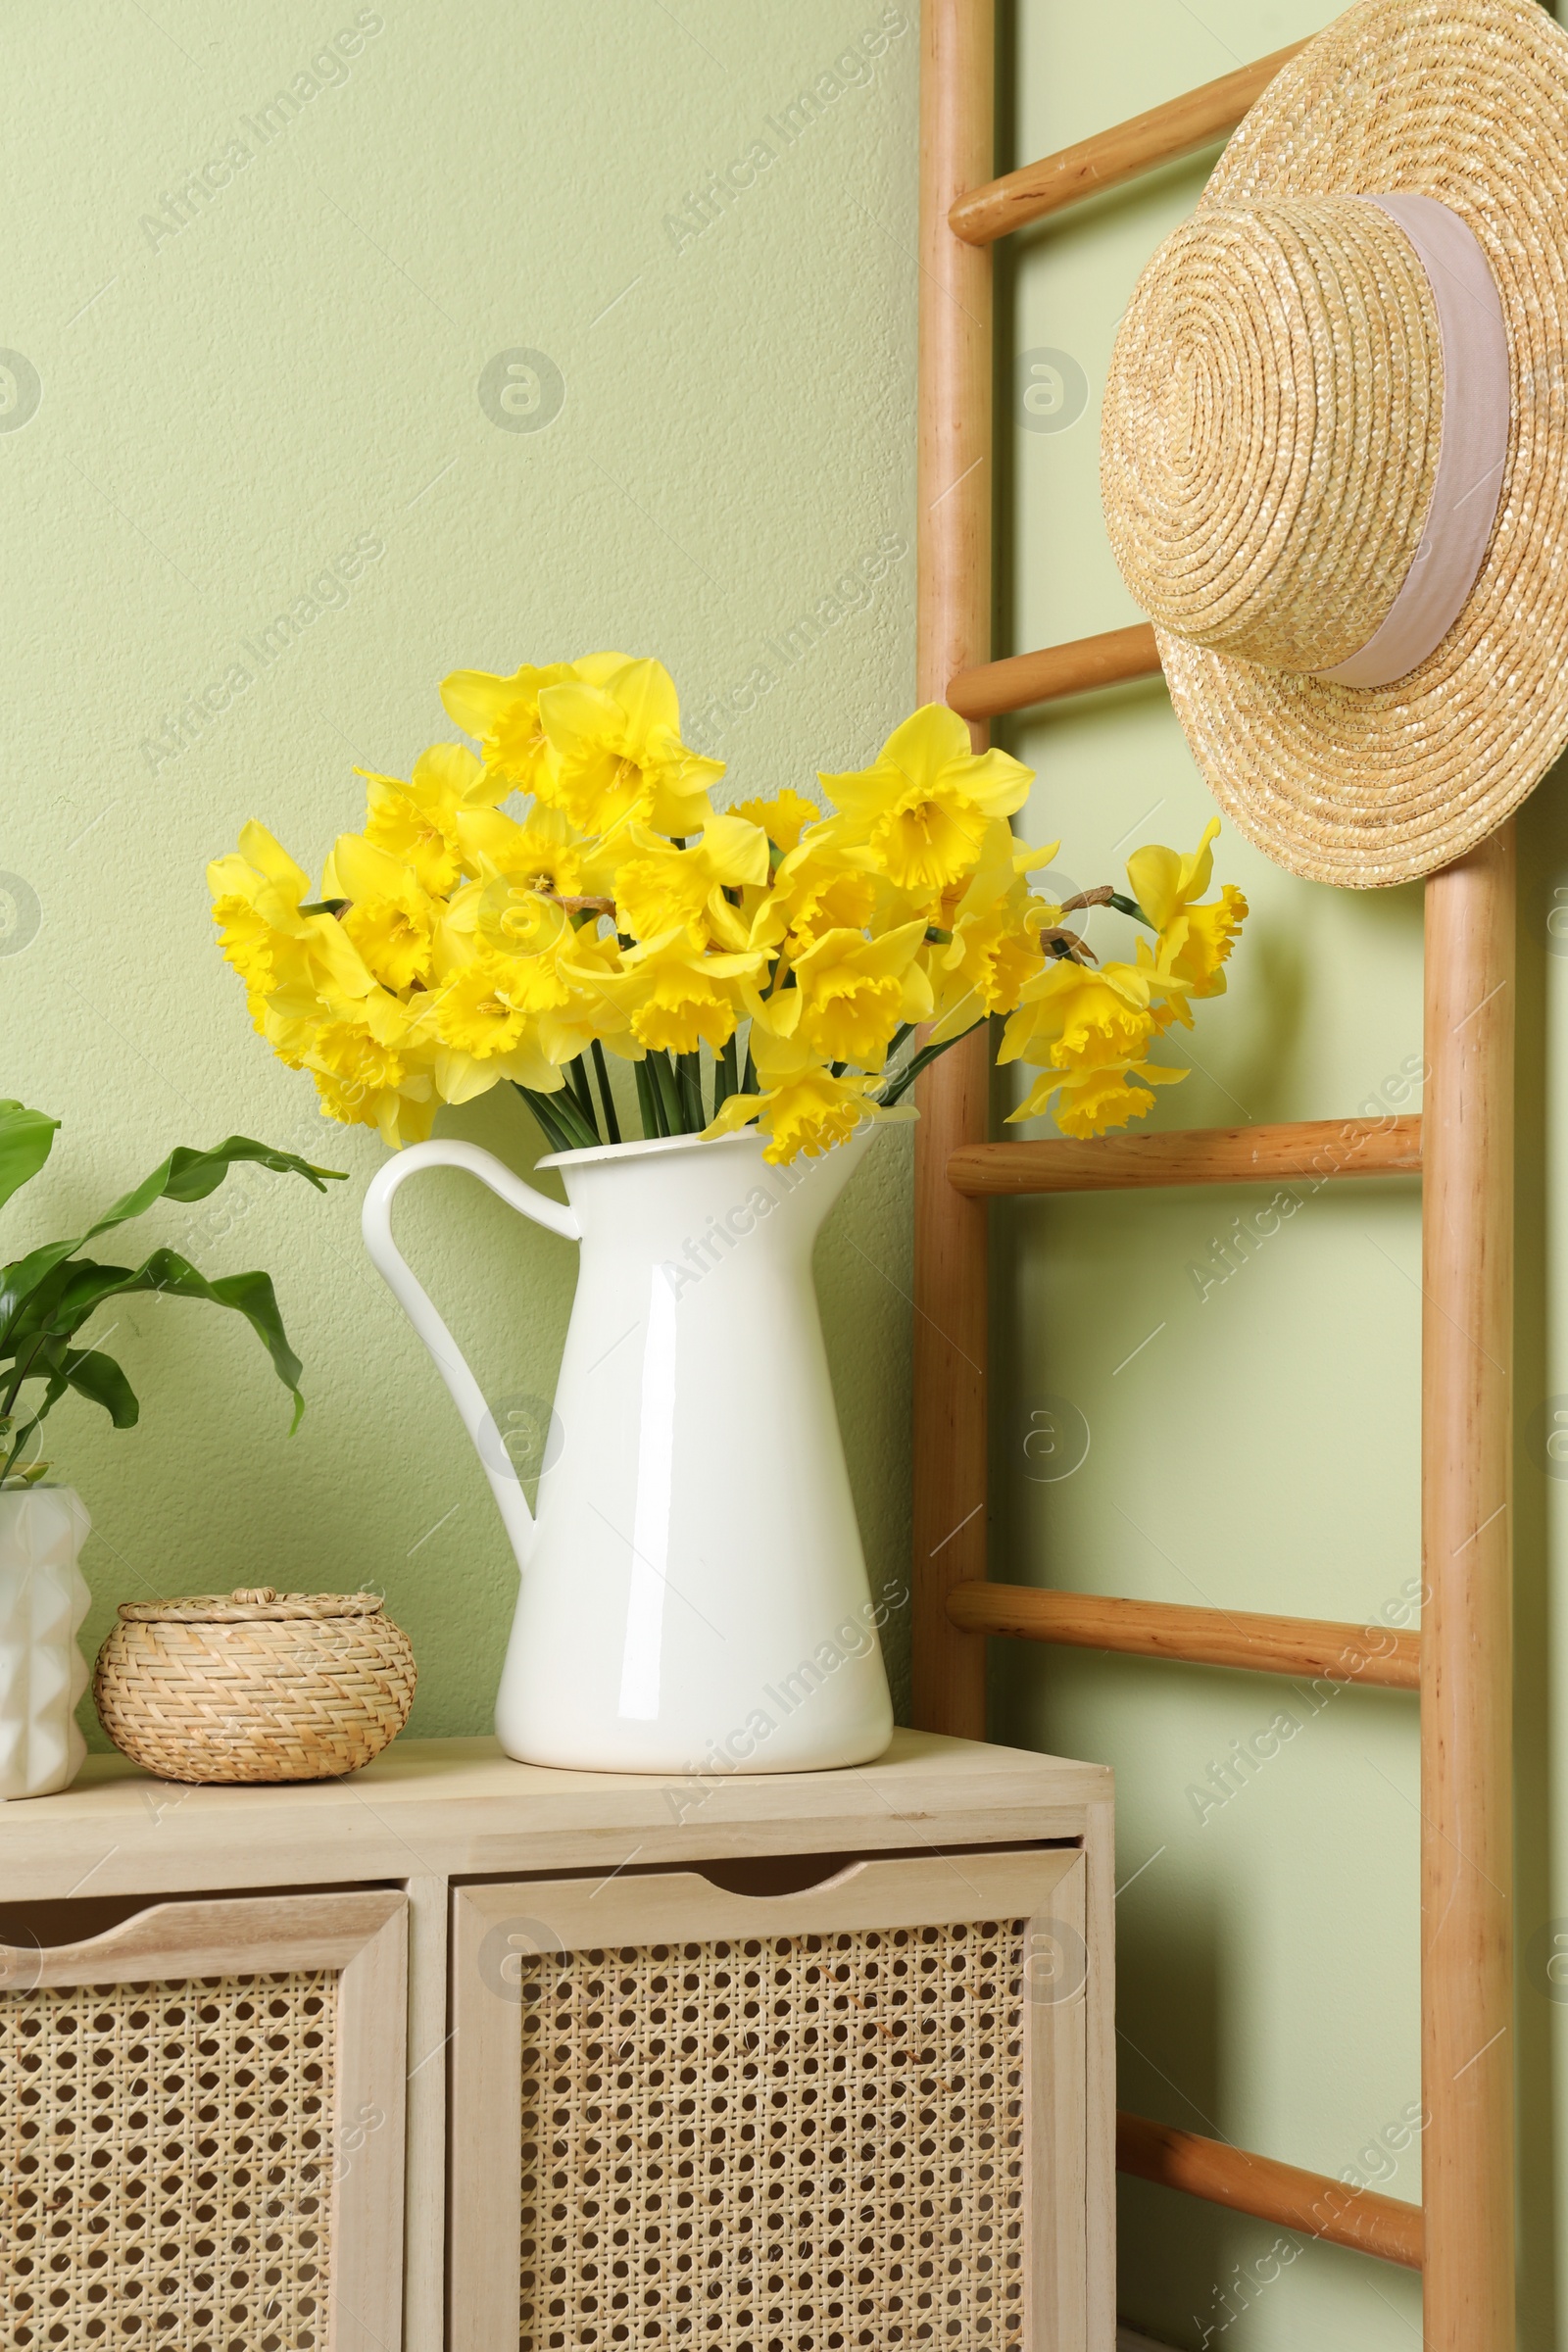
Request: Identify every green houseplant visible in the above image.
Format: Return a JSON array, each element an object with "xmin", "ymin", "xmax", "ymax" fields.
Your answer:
[{"xmin": 0, "ymin": 1101, "xmax": 343, "ymax": 1798}]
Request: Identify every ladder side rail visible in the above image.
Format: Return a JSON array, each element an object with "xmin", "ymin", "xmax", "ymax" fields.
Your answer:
[
  {"xmin": 915, "ymin": 30, "xmax": 1526, "ymax": 2344},
  {"xmin": 912, "ymin": 0, "xmax": 993, "ymax": 1745},
  {"xmin": 1421, "ymin": 835, "xmax": 1516, "ymax": 2349}
]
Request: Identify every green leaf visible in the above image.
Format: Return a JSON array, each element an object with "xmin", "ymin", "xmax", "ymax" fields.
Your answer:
[
  {"xmin": 18, "ymin": 1337, "xmax": 75, "ymax": 1430},
  {"xmin": 92, "ymin": 1135, "xmax": 347, "ymax": 1228},
  {"xmin": 0, "ymin": 1102, "xmax": 60, "ymax": 1214},
  {"xmin": 3, "ymin": 1250, "xmax": 305, "ymax": 1432},
  {"xmin": 62, "ymin": 1346, "xmax": 140, "ymax": 1428},
  {"xmin": 0, "ymin": 1136, "xmax": 345, "ymax": 1350}
]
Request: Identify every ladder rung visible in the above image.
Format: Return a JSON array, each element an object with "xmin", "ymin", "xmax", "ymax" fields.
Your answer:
[
  {"xmin": 947, "ymin": 1584, "xmax": 1419, "ymax": 1690},
  {"xmin": 949, "ymin": 1117, "xmax": 1422, "ymax": 1198},
  {"xmin": 948, "ymin": 42, "xmax": 1309, "ymax": 246},
  {"xmin": 949, "ymin": 622, "xmax": 1160, "ymax": 718},
  {"xmin": 1117, "ymin": 2112, "xmax": 1423, "ymax": 2268}
]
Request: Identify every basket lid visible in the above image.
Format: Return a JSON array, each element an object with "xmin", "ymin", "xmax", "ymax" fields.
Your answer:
[{"xmin": 115, "ymin": 1587, "xmax": 386, "ymax": 1624}]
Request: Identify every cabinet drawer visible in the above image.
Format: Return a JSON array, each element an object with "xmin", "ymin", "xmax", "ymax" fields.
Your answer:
[
  {"xmin": 0, "ymin": 1889, "xmax": 407, "ymax": 2352},
  {"xmin": 451, "ymin": 1846, "xmax": 1088, "ymax": 2351}
]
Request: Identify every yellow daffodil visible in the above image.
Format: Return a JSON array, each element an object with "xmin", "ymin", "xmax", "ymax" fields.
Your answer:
[
  {"xmin": 761, "ymin": 836, "xmax": 881, "ymax": 956},
  {"xmin": 1166, "ymin": 887, "xmax": 1249, "ymax": 999},
  {"xmin": 415, "ymin": 955, "xmax": 564, "ymax": 1105},
  {"xmin": 1000, "ymin": 956, "xmax": 1157, "ymax": 1075},
  {"xmin": 1009, "ymin": 1058, "xmax": 1187, "ymax": 1139},
  {"xmin": 211, "ymin": 658, "xmax": 1246, "ymax": 1163},
  {"xmin": 818, "ymin": 705, "xmax": 1033, "ymax": 894},
  {"xmin": 470, "ymin": 877, "xmax": 570, "ymax": 967},
  {"xmin": 538, "ymin": 926, "xmax": 643, "ymax": 1066},
  {"xmin": 210, "ymin": 823, "xmax": 380, "ymax": 1039},
  {"xmin": 439, "ymin": 658, "xmax": 587, "ymax": 795},
  {"xmin": 305, "ymin": 1008, "xmax": 436, "ymax": 1149},
  {"xmin": 614, "ymin": 812, "xmax": 770, "ymax": 951},
  {"xmin": 1126, "ymin": 818, "xmax": 1223, "ymax": 930},
  {"xmin": 925, "ymin": 820, "xmax": 1057, "ymax": 1042},
  {"xmin": 605, "ymin": 932, "xmax": 765, "ymax": 1056},
  {"xmin": 764, "ymin": 920, "xmax": 933, "ymax": 1065},
  {"xmin": 326, "ymin": 833, "xmax": 437, "ymax": 992},
  {"xmin": 357, "ymin": 741, "xmax": 499, "ymax": 899},
  {"xmin": 704, "ymin": 1028, "xmax": 914, "ymax": 1164},
  {"xmin": 209, "ymin": 824, "xmax": 311, "ymax": 1017},
  {"xmin": 456, "ymin": 804, "xmax": 589, "ymax": 906},
  {"xmin": 1127, "ymin": 817, "xmax": 1250, "ymax": 1002},
  {"xmin": 730, "ymin": 789, "xmax": 822, "ymax": 855},
  {"xmin": 537, "ymin": 657, "xmax": 725, "ymax": 838},
  {"xmin": 430, "ymin": 954, "xmax": 538, "ymax": 1060}
]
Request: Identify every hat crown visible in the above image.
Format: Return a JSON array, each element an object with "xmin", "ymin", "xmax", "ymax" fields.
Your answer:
[{"xmin": 1102, "ymin": 198, "xmax": 1445, "ymax": 673}]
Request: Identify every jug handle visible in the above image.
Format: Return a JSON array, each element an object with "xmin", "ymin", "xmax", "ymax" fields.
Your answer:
[{"xmin": 361, "ymin": 1140, "xmax": 581, "ymax": 1568}]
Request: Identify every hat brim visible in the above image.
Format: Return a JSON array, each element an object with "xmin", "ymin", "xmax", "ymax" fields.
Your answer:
[{"xmin": 1157, "ymin": 0, "xmax": 1568, "ymax": 888}]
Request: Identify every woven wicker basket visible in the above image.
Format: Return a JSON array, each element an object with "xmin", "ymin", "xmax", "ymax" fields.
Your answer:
[{"xmin": 93, "ymin": 1587, "xmax": 416, "ymax": 1785}]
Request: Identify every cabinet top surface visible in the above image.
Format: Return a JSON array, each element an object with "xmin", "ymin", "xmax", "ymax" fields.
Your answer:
[{"xmin": 0, "ymin": 1731, "xmax": 1109, "ymax": 1900}]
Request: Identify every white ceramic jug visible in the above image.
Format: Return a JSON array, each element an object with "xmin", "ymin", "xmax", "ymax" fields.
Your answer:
[{"xmin": 362, "ymin": 1124, "xmax": 894, "ymax": 1774}]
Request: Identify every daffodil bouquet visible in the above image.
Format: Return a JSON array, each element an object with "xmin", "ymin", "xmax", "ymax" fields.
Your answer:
[{"xmin": 209, "ymin": 654, "xmax": 1247, "ymax": 1163}]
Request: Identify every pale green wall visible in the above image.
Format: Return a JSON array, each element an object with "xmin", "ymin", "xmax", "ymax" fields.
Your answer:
[
  {"xmin": 2, "ymin": 2, "xmax": 919, "ymax": 1735},
  {"xmin": 999, "ymin": 5, "xmax": 1561, "ymax": 2347}
]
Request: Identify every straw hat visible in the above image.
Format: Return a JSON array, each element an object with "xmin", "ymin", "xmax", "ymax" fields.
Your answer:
[{"xmin": 1100, "ymin": 0, "xmax": 1568, "ymax": 889}]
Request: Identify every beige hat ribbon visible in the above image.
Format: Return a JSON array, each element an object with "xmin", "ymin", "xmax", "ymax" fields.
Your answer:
[{"xmin": 1314, "ymin": 193, "xmax": 1510, "ymax": 688}]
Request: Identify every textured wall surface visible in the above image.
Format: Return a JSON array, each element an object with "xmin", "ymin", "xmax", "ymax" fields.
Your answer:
[{"xmin": 2, "ymin": 2, "xmax": 919, "ymax": 1741}]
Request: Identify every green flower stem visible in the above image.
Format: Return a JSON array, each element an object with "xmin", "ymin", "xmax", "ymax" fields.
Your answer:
[
  {"xmin": 635, "ymin": 1059, "xmax": 666, "ymax": 1139},
  {"xmin": 651, "ymin": 1053, "xmax": 685, "ymax": 1136},
  {"xmin": 513, "ymin": 1085, "xmax": 570, "ymax": 1152},
  {"xmin": 713, "ymin": 1035, "xmax": 739, "ymax": 1117},
  {"xmin": 677, "ymin": 1054, "xmax": 705, "ymax": 1132},
  {"xmin": 564, "ymin": 1055, "xmax": 601, "ymax": 1140},
  {"xmin": 514, "ymin": 1083, "xmax": 598, "ymax": 1154},
  {"xmin": 878, "ymin": 1020, "xmax": 984, "ymax": 1108},
  {"xmin": 590, "ymin": 1041, "xmax": 622, "ymax": 1145}
]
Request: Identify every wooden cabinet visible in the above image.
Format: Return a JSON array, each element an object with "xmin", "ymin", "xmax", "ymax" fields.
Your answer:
[
  {"xmin": 0, "ymin": 1732, "xmax": 1112, "ymax": 2350},
  {"xmin": 452, "ymin": 1849, "xmax": 1090, "ymax": 2350},
  {"xmin": 0, "ymin": 1889, "xmax": 406, "ymax": 2352}
]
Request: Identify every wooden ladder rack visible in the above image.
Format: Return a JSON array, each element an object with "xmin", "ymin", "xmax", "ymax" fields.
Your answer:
[{"xmin": 911, "ymin": 14, "xmax": 1515, "ymax": 2350}]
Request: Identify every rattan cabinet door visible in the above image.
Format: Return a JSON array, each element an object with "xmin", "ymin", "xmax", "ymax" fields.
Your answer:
[
  {"xmin": 0, "ymin": 1889, "xmax": 407, "ymax": 2352},
  {"xmin": 450, "ymin": 1847, "xmax": 1088, "ymax": 2352}
]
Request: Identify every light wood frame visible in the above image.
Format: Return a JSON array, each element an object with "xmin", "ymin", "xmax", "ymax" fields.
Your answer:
[
  {"xmin": 912, "ymin": 13, "xmax": 1515, "ymax": 2348},
  {"xmin": 2, "ymin": 1890, "xmax": 408, "ymax": 2352},
  {"xmin": 451, "ymin": 1849, "xmax": 1092, "ymax": 2351},
  {"xmin": 0, "ymin": 1730, "xmax": 1110, "ymax": 2351}
]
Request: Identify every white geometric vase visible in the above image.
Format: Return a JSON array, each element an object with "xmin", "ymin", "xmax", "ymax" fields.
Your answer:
[{"xmin": 0, "ymin": 1486, "xmax": 92, "ymax": 1799}]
